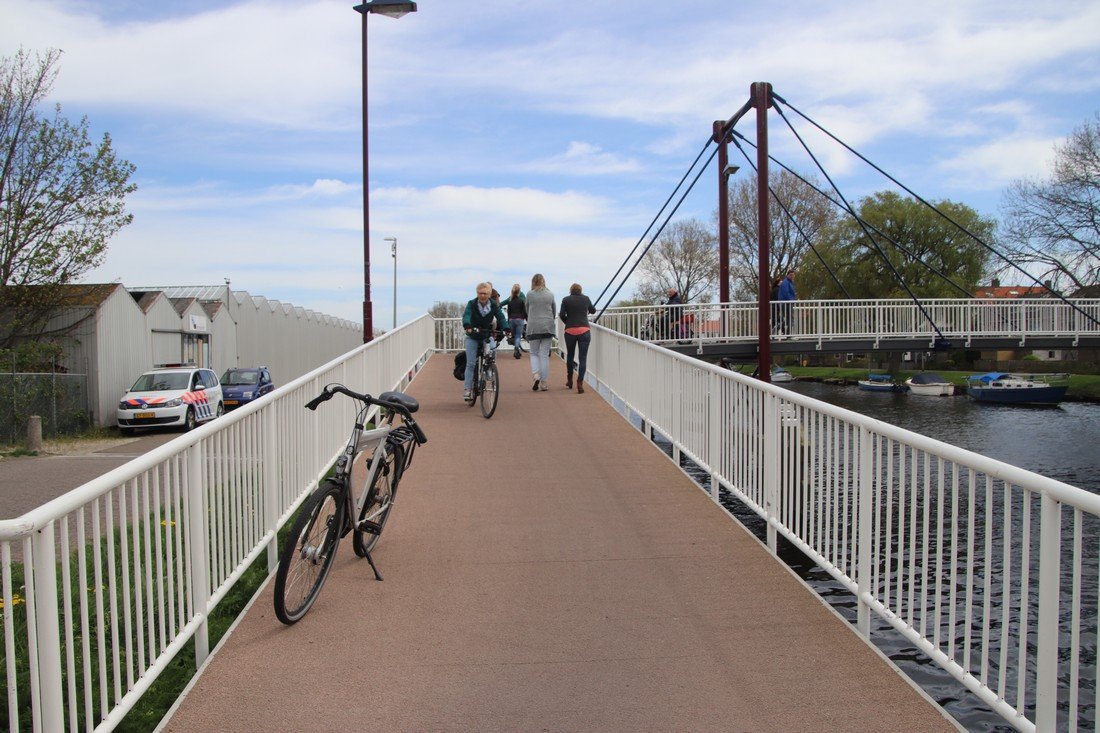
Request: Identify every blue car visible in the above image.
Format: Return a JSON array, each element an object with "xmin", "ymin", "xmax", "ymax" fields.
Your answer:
[{"xmin": 219, "ymin": 367, "xmax": 274, "ymax": 410}]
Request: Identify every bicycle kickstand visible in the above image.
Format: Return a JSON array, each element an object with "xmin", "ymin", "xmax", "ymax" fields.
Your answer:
[{"xmin": 363, "ymin": 548, "xmax": 384, "ymax": 581}]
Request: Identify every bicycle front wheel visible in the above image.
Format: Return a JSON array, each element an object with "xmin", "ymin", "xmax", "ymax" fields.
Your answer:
[
  {"xmin": 273, "ymin": 480, "xmax": 344, "ymax": 624},
  {"xmin": 353, "ymin": 442, "xmax": 404, "ymax": 558},
  {"xmin": 480, "ymin": 360, "xmax": 499, "ymax": 418}
]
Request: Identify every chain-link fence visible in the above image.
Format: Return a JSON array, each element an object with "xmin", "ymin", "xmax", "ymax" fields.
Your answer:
[{"xmin": 0, "ymin": 372, "xmax": 90, "ymax": 444}]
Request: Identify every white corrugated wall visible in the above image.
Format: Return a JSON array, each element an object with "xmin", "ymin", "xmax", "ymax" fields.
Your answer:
[{"xmin": 94, "ymin": 288, "xmax": 151, "ymax": 426}]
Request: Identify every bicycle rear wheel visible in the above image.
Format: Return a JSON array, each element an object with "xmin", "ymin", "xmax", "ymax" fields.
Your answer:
[
  {"xmin": 480, "ymin": 359, "xmax": 499, "ymax": 418},
  {"xmin": 273, "ymin": 480, "xmax": 344, "ymax": 624},
  {"xmin": 353, "ymin": 442, "xmax": 404, "ymax": 557}
]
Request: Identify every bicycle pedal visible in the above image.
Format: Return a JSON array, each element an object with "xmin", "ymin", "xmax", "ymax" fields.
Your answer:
[{"xmin": 358, "ymin": 519, "xmax": 383, "ymax": 535}]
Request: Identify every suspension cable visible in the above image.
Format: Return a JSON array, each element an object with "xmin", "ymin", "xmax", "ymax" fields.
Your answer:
[
  {"xmin": 773, "ymin": 92, "xmax": 1100, "ymax": 327},
  {"xmin": 593, "ymin": 136, "xmax": 714, "ymax": 308},
  {"xmin": 727, "ymin": 134, "xmax": 853, "ymax": 298},
  {"xmin": 771, "ymin": 100, "xmax": 949, "ymax": 344},
  {"xmin": 731, "ymin": 132, "xmax": 974, "ymax": 299},
  {"xmin": 595, "ymin": 140, "xmax": 723, "ymax": 322}
]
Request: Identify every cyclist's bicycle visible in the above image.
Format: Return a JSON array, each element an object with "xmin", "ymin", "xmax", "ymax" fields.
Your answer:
[
  {"xmin": 273, "ymin": 384, "xmax": 427, "ymax": 624},
  {"xmin": 465, "ymin": 328, "xmax": 501, "ymax": 419}
]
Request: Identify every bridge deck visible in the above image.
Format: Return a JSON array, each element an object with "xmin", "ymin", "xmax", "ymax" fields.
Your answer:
[{"xmin": 164, "ymin": 355, "xmax": 958, "ymax": 732}]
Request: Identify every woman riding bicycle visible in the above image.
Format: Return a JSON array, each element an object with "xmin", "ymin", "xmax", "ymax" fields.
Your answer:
[{"xmin": 462, "ymin": 282, "xmax": 509, "ymax": 402}]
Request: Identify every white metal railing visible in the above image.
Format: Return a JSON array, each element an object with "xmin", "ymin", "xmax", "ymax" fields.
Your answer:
[
  {"xmin": 582, "ymin": 322, "xmax": 1099, "ymax": 732},
  {"xmin": 598, "ymin": 298, "xmax": 1100, "ymax": 348},
  {"xmin": 0, "ymin": 315, "xmax": 435, "ymax": 732}
]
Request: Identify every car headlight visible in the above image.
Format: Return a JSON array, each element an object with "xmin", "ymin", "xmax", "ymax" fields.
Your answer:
[
  {"xmin": 163, "ymin": 398, "xmax": 183, "ymax": 408},
  {"xmin": 119, "ymin": 401, "xmax": 129, "ymax": 410},
  {"xmin": 242, "ymin": 391, "xmax": 253, "ymax": 398}
]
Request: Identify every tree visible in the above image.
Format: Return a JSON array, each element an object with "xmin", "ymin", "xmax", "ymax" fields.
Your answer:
[
  {"xmin": 428, "ymin": 300, "xmax": 463, "ymax": 318},
  {"xmin": 798, "ymin": 191, "xmax": 992, "ymax": 299},
  {"xmin": 0, "ymin": 48, "xmax": 136, "ymax": 348},
  {"xmin": 633, "ymin": 218, "xmax": 717, "ymax": 303},
  {"xmin": 1000, "ymin": 113, "xmax": 1100, "ymax": 293},
  {"xmin": 725, "ymin": 170, "xmax": 837, "ymax": 298}
]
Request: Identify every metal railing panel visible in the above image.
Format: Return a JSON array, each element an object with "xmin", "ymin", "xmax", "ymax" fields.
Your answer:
[
  {"xmin": 0, "ymin": 315, "xmax": 435, "ymax": 732},
  {"xmin": 583, "ymin": 322, "xmax": 1100, "ymax": 732}
]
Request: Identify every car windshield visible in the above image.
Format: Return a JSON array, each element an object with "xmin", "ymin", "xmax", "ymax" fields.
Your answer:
[
  {"xmin": 221, "ymin": 370, "xmax": 260, "ymax": 386},
  {"xmin": 130, "ymin": 372, "xmax": 190, "ymax": 391}
]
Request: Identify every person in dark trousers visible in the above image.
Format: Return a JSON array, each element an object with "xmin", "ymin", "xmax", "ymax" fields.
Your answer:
[
  {"xmin": 559, "ymin": 283, "xmax": 596, "ymax": 394},
  {"xmin": 662, "ymin": 287, "xmax": 682, "ymax": 340},
  {"xmin": 769, "ymin": 275, "xmax": 783, "ymax": 335},
  {"xmin": 500, "ymin": 284, "xmax": 528, "ymax": 359},
  {"xmin": 777, "ymin": 270, "xmax": 797, "ymax": 338},
  {"xmin": 461, "ymin": 282, "xmax": 509, "ymax": 403}
]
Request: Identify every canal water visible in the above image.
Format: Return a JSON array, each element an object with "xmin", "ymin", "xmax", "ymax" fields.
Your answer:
[{"xmin": 627, "ymin": 381, "xmax": 1100, "ymax": 731}]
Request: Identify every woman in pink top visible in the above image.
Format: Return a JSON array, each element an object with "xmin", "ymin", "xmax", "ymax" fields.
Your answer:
[{"xmin": 558, "ymin": 283, "xmax": 596, "ymax": 394}]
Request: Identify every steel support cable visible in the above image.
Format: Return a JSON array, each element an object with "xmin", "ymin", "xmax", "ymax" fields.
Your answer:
[
  {"xmin": 774, "ymin": 93, "xmax": 1100, "ymax": 327},
  {"xmin": 731, "ymin": 131, "xmax": 974, "ymax": 299},
  {"xmin": 593, "ymin": 136, "xmax": 715, "ymax": 309},
  {"xmin": 596, "ymin": 139, "xmax": 724, "ymax": 322},
  {"xmin": 770, "ymin": 100, "xmax": 950, "ymax": 344},
  {"xmin": 727, "ymin": 134, "xmax": 853, "ymax": 298}
]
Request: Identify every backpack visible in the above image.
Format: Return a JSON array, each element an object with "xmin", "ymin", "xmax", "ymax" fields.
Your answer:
[{"xmin": 452, "ymin": 351, "xmax": 467, "ymax": 381}]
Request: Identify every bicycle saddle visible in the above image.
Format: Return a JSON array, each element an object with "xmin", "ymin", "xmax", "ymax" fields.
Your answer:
[{"xmin": 378, "ymin": 391, "xmax": 419, "ymax": 413}]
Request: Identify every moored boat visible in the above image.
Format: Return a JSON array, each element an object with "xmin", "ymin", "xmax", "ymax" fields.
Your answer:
[
  {"xmin": 771, "ymin": 366, "xmax": 795, "ymax": 383},
  {"xmin": 966, "ymin": 372, "xmax": 1068, "ymax": 406},
  {"xmin": 905, "ymin": 373, "xmax": 955, "ymax": 396},
  {"xmin": 857, "ymin": 373, "xmax": 906, "ymax": 392}
]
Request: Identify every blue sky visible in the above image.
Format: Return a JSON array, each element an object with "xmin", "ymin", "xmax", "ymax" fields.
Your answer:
[{"xmin": 3, "ymin": 0, "xmax": 1099, "ymax": 327}]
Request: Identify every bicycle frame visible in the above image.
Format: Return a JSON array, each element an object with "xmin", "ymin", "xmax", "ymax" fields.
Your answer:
[{"xmin": 332, "ymin": 403, "xmax": 397, "ymax": 534}]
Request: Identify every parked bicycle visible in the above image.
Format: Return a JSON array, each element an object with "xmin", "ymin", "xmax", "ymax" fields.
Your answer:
[
  {"xmin": 465, "ymin": 328, "xmax": 501, "ymax": 419},
  {"xmin": 273, "ymin": 384, "xmax": 427, "ymax": 624}
]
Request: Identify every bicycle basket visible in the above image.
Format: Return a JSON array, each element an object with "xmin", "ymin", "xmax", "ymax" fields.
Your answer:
[{"xmin": 452, "ymin": 351, "xmax": 466, "ymax": 380}]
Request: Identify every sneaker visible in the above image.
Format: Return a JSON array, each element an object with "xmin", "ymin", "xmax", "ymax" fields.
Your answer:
[
  {"xmin": 539, "ymin": 383, "xmax": 548, "ymax": 391},
  {"xmin": 463, "ymin": 389, "xmax": 472, "ymax": 402},
  {"xmin": 531, "ymin": 378, "xmax": 540, "ymax": 391},
  {"xmin": 514, "ymin": 349, "xmax": 521, "ymax": 360}
]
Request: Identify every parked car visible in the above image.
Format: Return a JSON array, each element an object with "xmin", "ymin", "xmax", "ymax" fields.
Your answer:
[
  {"xmin": 117, "ymin": 366, "xmax": 223, "ymax": 435},
  {"xmin": 219, "ymin": 366, "xmax": 275, "ymax": 410}
]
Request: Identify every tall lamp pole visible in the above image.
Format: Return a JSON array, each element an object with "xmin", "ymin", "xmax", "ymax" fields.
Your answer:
[
  {"xmin": 384, "ymin": 236, "xmax": 397, "ymax": 329},
  {"xmin": 353, "ymin": 0, "xmax": 417, "ymax": 343}
]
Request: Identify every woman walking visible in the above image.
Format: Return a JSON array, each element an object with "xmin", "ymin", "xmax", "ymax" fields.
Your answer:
[
  {"xmin": 559, "ymin": 283, "xmax": 596, "ymax": 394},
  {"xmin": 500, "ymin": 283, "xmax": 528, "ymax": 359},
  {"xmin": 525, "ymin": 274, "xmax": 556, "ymax": 392}
]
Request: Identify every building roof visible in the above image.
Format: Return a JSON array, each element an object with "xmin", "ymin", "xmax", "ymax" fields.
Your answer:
[
  {"xmin": 974, "ymin": 285, "xmax": 1051, "ymax": 299},
  {"xmin": 43, "ymin": 283, "xmax": 126, "ymax": 308}
]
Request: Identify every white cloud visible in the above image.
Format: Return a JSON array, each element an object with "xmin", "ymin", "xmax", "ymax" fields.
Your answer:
[{"xmin": 524, "ymin": 142, "xmax": 641, "ymax": 176}]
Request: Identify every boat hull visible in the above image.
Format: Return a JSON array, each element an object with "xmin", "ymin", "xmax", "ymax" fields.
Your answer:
[
  {"xmin": 906, "ymin": 381, "xmax": 954, "ymax": 396},
  {"xmin": 858, "ymin": 380, "xmax": 906, "ymax": 392},
  {"xmin": 967, "ymin": 385, "xmax": 1068, "ymax": 405}
]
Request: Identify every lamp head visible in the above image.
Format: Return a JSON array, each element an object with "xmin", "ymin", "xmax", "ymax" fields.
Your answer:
[
  {"xmin": 722, "ymin": 164, "xmax": 740, "ymax": 179},
  {"xmin": 353, "ymin": 1, "xmax": 417, "ymax": 18}
]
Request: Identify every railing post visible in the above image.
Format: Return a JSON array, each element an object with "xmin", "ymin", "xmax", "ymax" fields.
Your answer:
[
  {"xmin": 31, "ymin": 523, "xmax": 64, "ymax": 732},
  {"xmin": 186, "ymin": 443, "xmax": 211, "ymax": 666},
  {"xmin": 856, "ymin": 426, "xmax": 873, "ymax": 637},
  {"xmin": 708, "ymin": 370, "xmax": 720, "ymax": 502},
  {"xmin": 763, "ymin": 392, "xmax": 778, "ymax": 551},
  {"xmin": 263, "ymin": 404, "xmax": 280, "ymax": 571},
  {"xmin": 1035, "ymin": 493, "xmax": 1061, "ymax": 730},
  {"xmin": 672, "ymin": 361, "xmax": 681, "ymax": 466}
]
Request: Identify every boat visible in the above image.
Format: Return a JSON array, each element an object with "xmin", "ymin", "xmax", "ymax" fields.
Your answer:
[
  {"xmin": 905, "ymin": 373, "xmax": 955, "ymax": 396},
  {"xmin": 771, "ymin": 367, "xmax": 795, "ymax": 383},
  {"xmin": 966, "ymin": 372, "xmax": 1069, "ymax": 406},
  {"xmin": 857, "ymin": 373, "xmax": 907, "ymax": 392}
]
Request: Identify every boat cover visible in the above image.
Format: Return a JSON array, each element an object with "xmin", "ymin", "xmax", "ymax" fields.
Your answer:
[
  {"xmin": 968, "ymin": 372, "xmax": 1010, "ymax": 383},
  {"xmin": 909, "ymin": 373, "xmax": 948, "ymax": 384},
  {"xmin": 866, "ymin": 373, "xmax": 894, "ymax": 382}
]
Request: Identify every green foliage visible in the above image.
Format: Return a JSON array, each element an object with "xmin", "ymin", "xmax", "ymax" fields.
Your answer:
[{"xmin": 799, "ymin": 191, "xmax": 993, "ymax": 299}]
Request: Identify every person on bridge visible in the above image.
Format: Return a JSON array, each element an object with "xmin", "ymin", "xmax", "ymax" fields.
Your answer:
[
  {"xmin": 662, "ymin": 287, "xmax": 682, "ymax": 340},
  {"xmin": 500, "ymin": 284, "xmax": 528, "ymax": 360},
  {"xmin": 525, "ymin": 274, "xmax": 556, "ymax": 392},
  {"xmin": 462, "ymin": 282, "xmax": 509, "ymax": 402},
  {"xmin": 769, "ymin": 275, "xmax": 783, "ymax": 335},
  {"xmin": 559, "ymin": 283, "xmax": 596, "ymax": 394},
  {"xmin": 777, "ymin": 270, "xmax": 797, "ymax": 338}
]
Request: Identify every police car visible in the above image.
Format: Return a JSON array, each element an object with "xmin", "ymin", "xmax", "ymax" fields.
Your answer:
[{"xmin": 117, "ymin": 366, "xmax": 224, "ymax": 435}]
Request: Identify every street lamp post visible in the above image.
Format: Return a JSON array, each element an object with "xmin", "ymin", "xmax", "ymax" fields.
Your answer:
[
  {"xmin": 385, "ymin": 236, "xmax": 397, "ymax": 329},
  {"xmin": 353, "ymin": 0, "xmax": 417, "ymax": 343}
]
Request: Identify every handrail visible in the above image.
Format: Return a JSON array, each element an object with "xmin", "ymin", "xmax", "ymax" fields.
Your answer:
[{"xmin": 581, "ymin": 321, "xmax": 1098, "ymax": 732}]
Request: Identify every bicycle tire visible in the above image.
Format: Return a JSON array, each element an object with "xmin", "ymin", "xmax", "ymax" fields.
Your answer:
[
  {"xmin": 353, "ymin": 441, "xmax": 404, "ymax": 558},
  {"xmin": 480, "ymin": 359, "xmax": 499, "ymax": 418},
  {"xmin": 273, "ymin": 480, "xmax": 344, "ymax": 624}
]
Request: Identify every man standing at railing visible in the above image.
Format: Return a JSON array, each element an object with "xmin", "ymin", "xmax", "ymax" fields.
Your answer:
[
  {"xmin": 662, "ymin": 287, "xmax": 682, "ymax": 340},
  {"xmin": 777, "ymin": 270, "xmax": 797, "ymax": 339}
]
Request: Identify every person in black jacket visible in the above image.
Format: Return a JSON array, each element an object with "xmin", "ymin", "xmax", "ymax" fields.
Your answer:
[
  {"xmin": 461, "ymin": 282, "xmax": 509, "ymax": 402},
  {"xmin": 662, "ymin": 287, "xmax": 682, "ymax": 340},
  {"xmin": 558, "ymin": 283, "xmax": 596, "ymax": 394},
  {"xmin": 500, "ymin": 284, "xmax": 528, "ymax": 360}
]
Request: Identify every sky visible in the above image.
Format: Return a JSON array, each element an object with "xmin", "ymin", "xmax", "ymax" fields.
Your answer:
[{"xmin": 3, "ymin": 0, "xmax": 1099, "ymax": 329}]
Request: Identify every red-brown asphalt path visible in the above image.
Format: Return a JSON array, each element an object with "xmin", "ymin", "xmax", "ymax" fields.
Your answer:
[{"xmin": 164, "ymin": 353, "xmax": 960, "ymax": 732}]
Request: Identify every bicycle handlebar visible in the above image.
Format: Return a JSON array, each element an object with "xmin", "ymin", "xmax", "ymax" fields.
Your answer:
[{"xmin": 305, "ymin": 384, "xmax": 427, "ymax": 444}]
